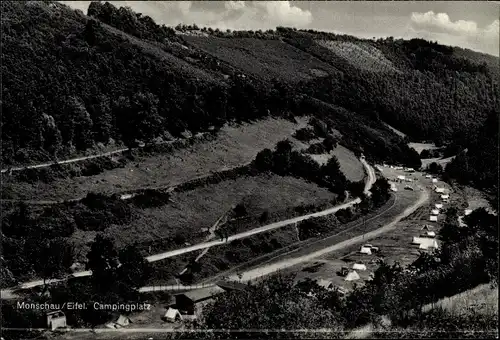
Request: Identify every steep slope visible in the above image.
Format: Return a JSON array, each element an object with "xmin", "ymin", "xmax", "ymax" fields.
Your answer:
[
  {"xmin": 279, "ymin": 29, "xmax": 499, "ymax": 145},
  {"xmin": 2, "ymin": 0, "xmax": 497, "ymax": 185}
]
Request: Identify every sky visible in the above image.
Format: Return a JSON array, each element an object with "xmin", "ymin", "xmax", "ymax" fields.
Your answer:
[{"xmin": 61, "ymin": 1, "xmax": 499, "ymax": 56}]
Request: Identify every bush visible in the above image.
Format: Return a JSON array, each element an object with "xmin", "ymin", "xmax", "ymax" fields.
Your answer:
[
  {"xmin": 259, "ymin": 211, "xmax": 269, "ymax": 224},
  {"xmin": 293, "ymin": 127, "xmax": 317, "ymax": 141},
  {"xmin": 131, "ymin": 190, "xmax": 171, "ymax": 208},
  {"xmin": 233, "ymin": 203, "xmax": 247, "ymax": 217},
  {"xmin": 306, "ymin": 142, "xmax": 326, "ymax": 154}
]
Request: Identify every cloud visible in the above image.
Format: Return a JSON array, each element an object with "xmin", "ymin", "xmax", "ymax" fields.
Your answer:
[
  {"xmin": 409, "ymin": 11, "xmax": 499, "ymax": 55},
  {"xmin": 60, "ymin": 1, "xmax": 312, "ymax": 29},
  {"xmin": 411, "ymin": 11, "xmax": 478, "ymax": 36}
]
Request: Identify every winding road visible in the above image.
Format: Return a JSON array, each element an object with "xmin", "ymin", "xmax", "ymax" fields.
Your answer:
[
  {"xmin": 228, "ymin": 185, "xmax": 429, "ymax": 283},
  {"xmin": 1, "ymin": 158, "xmax": 376, "ymax": 299}
]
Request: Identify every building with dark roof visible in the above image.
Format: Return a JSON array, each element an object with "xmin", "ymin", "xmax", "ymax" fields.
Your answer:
[{"xmin": 175, "ymin": 286, "xmax": 225, "ymax": 315}]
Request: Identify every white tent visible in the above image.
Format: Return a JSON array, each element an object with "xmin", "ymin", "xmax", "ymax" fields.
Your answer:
[
  {"xmin": 435, "ymin": 204, "xmax": 443, "ymax": 209},
  {"xmin": 353, "ymin": 263, "xmax": 367, "ymax": 271},
  {"xmin": 345, "ymin": 271, "xmax": 361, "ymax": 281},
  {"xmin": 397, "ymin": 175, "xmax": 405, "ymax": 181},
  {"xmin": 441, "ymin": 194, "xmax": 450, "ymax": 200},
  {"xmin": 425, "ymin": 175, "xmax": 432, "ymax": 179},
  {"xmin": 359, "ymin": 247, "xmax": 372, "ymax": 255},
  {"xmin": 431, "ymin": 209, "xmax": 440, "ymax": 215},
  {"xmin": 464, "ymin": 209, "xmax": 473, "ymax": 216},
  {"xmin": 412, "ymin": 236, "xmax": 424, "ymax": 245},
  {"xmin": 421, "ymin": 225, "xmax": 432, "ymax": 231},
  {"xmin": 435, "ymin": 187, "xmax": 445, "ymax": 193},
  {"xmin": 164, "ymin": 308, "xmax": 182, "ymax": 322},
  {"xmin": 425, "ymin": 231, "xmax": 436, "ymax": 238},
  {"xmin": 405, "ymin": 178, "xmax": 413, "ymax": 182},
  {"xmin": 432, "ymin": 178, "xmax": 438, "ymax": 183},
  {"xmin": 115, "ymin": 315, "xmax": 131, "ymax": 327},
  {"xmin": 429, "ymin": 216, "xmax": 438, "ymax": 222},
  {"xmin": 316, "ymin": 279, "xmax": 334, "ymax": 290},
  {"xmin": 418, "ymin": 239, "xmax": 439, "ymax": 250}
]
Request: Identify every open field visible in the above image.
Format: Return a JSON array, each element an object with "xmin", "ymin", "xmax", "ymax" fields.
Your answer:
[
  {"xmin": 77, "ymin": 174, "xmax": 337, "ymax": 258},
  {"xmin": 408, "ymin": 142, "xmax": 440, "ymax": 155},
  {"xmin": 184, "ymin": 36, "xmax": 339, "ymax": 82},
  {"xmin": 2, "ymin": 118, "xmax": 307, "ymax": 201},
  {"xmin": 307, "ymin": 144, "xmax": 365, "ymax": 182},
  {"xmin": 420, "ymin": 155, "xmax": 455, "ymax": 169}
]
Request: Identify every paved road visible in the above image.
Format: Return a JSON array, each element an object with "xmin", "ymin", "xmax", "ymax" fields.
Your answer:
[{"xmin": 0, "ymin": 158, "xmax": 375, "ymax": 299}]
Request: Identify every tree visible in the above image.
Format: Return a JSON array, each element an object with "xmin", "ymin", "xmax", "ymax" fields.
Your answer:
[
  {"xmin": 117, "ymin": 244, "xmax": 153, "ymax": 295},
  {"xmin": 322, "ymin": 155, "xmax": 347, "ymax": 192},
  {"xmin": 259, "ymin": 211, "xmax": 269, "ymax": 224},
  {"xmin": 86, "ymin": 234, "xmax": 119, "ymax": 294},
  {"xmin": 63, "ymin": 96, "xmax": 94, "ymax": 150},
  {"xmin": 233, "ymin": 203, "xmax": 247, "ymax": 217},
  {"xmin": 254, "ymin": 148, "xmax": 274, "ymax": 171},
  {"xmin": 273, "ymin": 140, "xmax": 293, "ymax": 175},
  {"xmin": 370, "ymin": 178, "xmax": 391, "ymax": 206},
  {"xmin": 28, "ymin": 237, "xmax": 74, "ymax": 286},
  {"xmin": 428, "ymin": 162, "xmax": 443, "ymax": 174},
  {"xmin": 323, "ymin": 134, "xmax": 338, "ymax": 151},
  {"xmin": 201, "ymin": 275, "xmax": 342, "ymax": 336}
]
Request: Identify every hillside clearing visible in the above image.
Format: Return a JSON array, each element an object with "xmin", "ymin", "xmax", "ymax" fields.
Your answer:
[
  {"xmin": 2, "ymin": 117, "xmax": 307, "ymax": 201},
  {"xmin": 420, "ymin": 155, "xmax": 455, "ymax": 169},
  {"xmin": 184, "ymin": 36, "xmax": 339, "ymax": 82},
  {"xmin": 316, "ymin": 40, "xmax": 398, "ymax": 73},
  {"xmin": 86, "ymin": 174, "xmax": 337, "ymax": 255},
  {"xmin": 307, "ymin": 145, "xmax": 365, "ymax": 182},
  {"xmin": 408, "ymin": 142, "xmax": 439, "ymax": 154}
]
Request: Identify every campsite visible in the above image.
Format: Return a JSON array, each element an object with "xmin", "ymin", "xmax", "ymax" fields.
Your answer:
[{"xmin": 1, "ymin": 1, "xmax": 498, "ymax": 339}]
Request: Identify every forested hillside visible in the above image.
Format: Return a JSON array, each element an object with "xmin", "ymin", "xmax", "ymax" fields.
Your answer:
[{"xmin": 2, "ymin": 0, "xmax": 498, "ymax": 193}]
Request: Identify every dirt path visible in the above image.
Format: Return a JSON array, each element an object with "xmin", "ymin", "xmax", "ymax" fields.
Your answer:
[
  {"xmin": 1, "ymin": 134, "xmax": 210, "ymax": 174},
  {"xmin": 361, "ymin": 158, "xmax": 376, "ymax": 196},
  {"xmin": 0, "ymin": 148, "xmax": 129, "ymax": 174}
]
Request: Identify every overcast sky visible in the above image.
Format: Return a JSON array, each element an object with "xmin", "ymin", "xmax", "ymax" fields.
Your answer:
[{"xmin": 62, "ymin": 1, "xmax": 499, "ymax": 56}]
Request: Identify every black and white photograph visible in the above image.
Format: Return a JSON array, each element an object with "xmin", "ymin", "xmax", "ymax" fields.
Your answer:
[{"xmin": 1, "ymin": 1, "xmax": 499, "ymax": 339}]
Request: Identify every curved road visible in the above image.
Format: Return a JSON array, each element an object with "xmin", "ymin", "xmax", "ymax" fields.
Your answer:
[
  {"xmin": 139, "ymin": 183, "xmax": 429, "ymax": 292},
  {"xmin": 228, "ymin": 185, "xmax": 429, "ymax": 283},
  {"xmin": 1, "ymin": 158, "xmax": 376, "ymax": 299}
]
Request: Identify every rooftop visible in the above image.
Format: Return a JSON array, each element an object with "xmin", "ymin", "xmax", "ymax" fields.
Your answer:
[{"xmin": 177, "ymin": 286, "xmax": 226, "ymax": 303}]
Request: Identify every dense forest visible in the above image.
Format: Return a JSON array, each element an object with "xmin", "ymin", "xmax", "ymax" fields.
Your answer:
[{"xmin": 1, "ymin": 1, "xmax": 498, "ymax": 193}]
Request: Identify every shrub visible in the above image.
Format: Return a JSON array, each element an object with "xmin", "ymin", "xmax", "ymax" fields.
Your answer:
[{"xmin": 293, "ymin": 127, "xmax": 317, "ymax": 141}]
